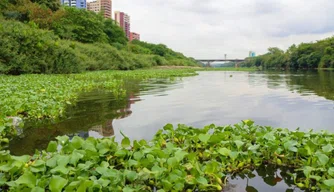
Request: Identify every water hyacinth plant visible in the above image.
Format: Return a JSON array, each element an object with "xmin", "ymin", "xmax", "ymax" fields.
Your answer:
[{"xmin": 0, "ymin": 120, "xmax": 334, "ymax": 191}]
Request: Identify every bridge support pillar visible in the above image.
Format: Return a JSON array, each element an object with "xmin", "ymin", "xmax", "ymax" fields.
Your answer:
[{"xmin": 206, "ymin": 61, "xmax": 212, "ymax": 67}]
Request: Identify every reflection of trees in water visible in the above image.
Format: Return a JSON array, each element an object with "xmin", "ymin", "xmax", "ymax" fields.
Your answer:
[
  {"xmin": 225, "ymin": 164, "xmax": 298, "ymax": 192},
  {"xmin": 9, "ymin": 88, "xmax": 140, "ymax": 155},
  {"xmin": 89, "ymin": 97, "xmax": 134, "ymax": 137},
  {"xmin": 263, "ymin": 71, "xmax": 334, "ymax": 101},
  {"xmin": 9, "ymin": 78, "xmax": 183, "ymax": 155},
  {"xmin": 287, "ymin": 70, "xmax": 334, "ymax": 101}
]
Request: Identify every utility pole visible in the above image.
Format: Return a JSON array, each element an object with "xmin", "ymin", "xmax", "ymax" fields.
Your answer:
[{"xmin": 224, "ymin": 54, "xmax": 227, "ymax": 61}]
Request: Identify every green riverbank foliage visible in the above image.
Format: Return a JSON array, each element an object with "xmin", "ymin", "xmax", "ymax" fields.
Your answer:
[
  {"xmin": 0, "ymin": 1, "xmax": 198, "ymax": 75},
  {"xmin": 241, "ymin": 37, "xmax": 334, "ymax": 70},
  {"xmin": 1, "ymin": 121, "xmax": 334, "ymax": 191}
]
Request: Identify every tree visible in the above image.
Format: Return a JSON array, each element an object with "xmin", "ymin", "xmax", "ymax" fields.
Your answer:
[
  {"xmin": 103, "ymin": 19, "xmax": 128, "ymax": 45},
  {"xmin": 31, "ymin": 0, "xmax": 60, "ymax": 11},
  {"xmin": 52, "ymin": 7, "xmax": 107, "ymax": 43}
]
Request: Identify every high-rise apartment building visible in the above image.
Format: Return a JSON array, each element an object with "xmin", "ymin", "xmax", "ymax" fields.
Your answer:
[
  {"xmin": 114, "ymin": 11, "xmax": 130, "ymax": 39},
  {"xmin": 249, "ymin": 51, "xmax": 256, "ymax": 57},
  {"xmin": 130, "ymin": 32, "xmax": 140, "ymax": 41},
  {"xmin": 87, "ymin": 0, "xmax": 112, "ymax": 19},
  {"xmin": 61, "ymin": 0, "xmax": 86, "ymax": 9}
]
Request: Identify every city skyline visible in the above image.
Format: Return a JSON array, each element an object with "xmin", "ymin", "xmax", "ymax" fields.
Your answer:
[{"xmin": 109, "ymin": 0, "xmax": 334, "ymax": 59}]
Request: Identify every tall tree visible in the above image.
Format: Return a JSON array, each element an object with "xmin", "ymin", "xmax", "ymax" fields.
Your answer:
[{"xmin": 103, "ymin": 19, "xmax": 128, "ymax": 45}]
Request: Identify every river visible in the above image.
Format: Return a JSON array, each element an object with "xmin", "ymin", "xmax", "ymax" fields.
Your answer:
[{"xmin": 9, "ymin": 70, "xmax": 334, "ymax": 191}]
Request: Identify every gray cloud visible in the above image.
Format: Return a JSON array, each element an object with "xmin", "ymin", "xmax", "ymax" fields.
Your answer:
[{"xmin": 110, "ymin": 0, "xmax": 334, "ymax": 58}]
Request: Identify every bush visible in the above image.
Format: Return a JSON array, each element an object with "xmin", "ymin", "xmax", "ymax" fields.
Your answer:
[{"xmin": 0, "ymin": 21, "xmax": 82, "ymax": 75}]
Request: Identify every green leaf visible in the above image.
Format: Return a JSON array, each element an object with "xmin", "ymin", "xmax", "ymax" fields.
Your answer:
[
  {"xmin": 12, "ymin": 155, "xmax": 31, "ymax": 163},
  {"xmin": 133, "ymin": 151, "xmax": 144, "ymax": 160},
  {"xmin": 125, "ymin": 170, "xmax": 137, "ymax": 182},
  {"xmin": 196, "ymin": 176, "xmax": 208, "ymax": 185},
  {"xmin": 162, "ymin": 179, "xmax": 173, "ymax": 190},
  {"xmin": 71, "ymin": 136, "xmax": 84, "ymax": 149},
  {"xmin": 167, "ymin": 157, "xmax": 178, "ymax": 168},
  {"xmin": 15, "ymin": 171, "xmax": 36, "ymax": 188},
  {"xmin": 243, "ymin": 119, "xmax": 254, "ymax": 126},
  {"xmin": 174, "ymin": 150, "xmax": 187, "ymax": 162},
  {"xmin": 263, "ymin": 132, "xmax": 275, "ymax": 141},
  {"xmin": 56, "ymin": 135, "xmax": 69, "ymax": 145},
  {"xmin": 47, "ymin": 141, "xmax": 58, "ymax": 152},
  {"xmin": 114, "ymin": 149, "xmax": 127, "ymax": 157},
  {"xmin": 322, "ymin": 144, "xmax": 334, "ymax": 153},
  {"xmin": 284, "ymin": 140, "xmax": 298, "ymax": 152},
  {"xmin": 49, "ymin": 176, "xmax": 68, "ymax": 192},
  {"xmin": 51, "ymin": 166, "xmax": 69, "ymax": 175},
  {"xmin": 198, "ymin": 134, "xmax": 210, "ymax": 143},
  {"xmin": 96, "ymin": 167, "xmax": 118, "ymax": 178},
  {"xmin": 57, "ymin": 156, "xmax": 70, "ymax": 167},
  {"xmin": 316, "ymin": 153, "xmax": 329, "ymax": 166},
  {"xmin": 69, "ymin": 150, "xmax": 84, "ymax": 166},
  {"xmin": 46, "ymin": 156, "xmax": 58, "ymax": 168},
  {"xmin": 324, "ymin": 179, "xmax": 334, "ymax": 187},
  {"xmin": 32, "ymin": 187, "xmax": 45, "ymax": 192},
  {"xmin": 229, "ymin": 151, "xmax": 239, "ymax": 160},
  {"xmin": 248, "ymin": 145, "xmax": 260, "ymax": 152},
  {"xmin": 328, "ymin": 167, "xmax": 334, "ymax": 177},
  {"xmin": 121, "ymin": 137, "xmax": 131, "ymax": 148},
  {"xmin": 234, "ymin": 140, "xmax": 245, "ymax": 150},
  {"xmin": 30, "ymin": 160, "xmax": 46, "ymax": 173},
  {"xmin": 97, "ymin": 178, "xmax": 110, "ymax": 187},
  {"xmin": 302, "ymin": 166, "xmax": 313, "ymax": 177},
  {"xmin": 123, "ymin": 186, "xmax": 135, "ymax": 192},
  {"xmin": 77, "ymin": 180, "xmax": 93, "ymax": 192},
  {"xmin": 163, "ymin": 124, "xmax": 174, "ymax": 132},
  {"xmin": 218, "ymin": 148, "xmax": 231, "ymax": 156}
]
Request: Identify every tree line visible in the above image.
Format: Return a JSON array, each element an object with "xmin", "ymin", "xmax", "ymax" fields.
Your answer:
[
  {"xmin": 0, "ymin": 0, "xmax": 198, "ymax": 75},
  {"xmin": 241, "ymin": 37, "xmax": 334, "ymax": 70}
]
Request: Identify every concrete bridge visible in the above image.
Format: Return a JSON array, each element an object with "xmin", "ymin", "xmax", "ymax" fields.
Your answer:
[{"xmin": 196, "ymin": 59, "xmax": 245, "ymax": 67}]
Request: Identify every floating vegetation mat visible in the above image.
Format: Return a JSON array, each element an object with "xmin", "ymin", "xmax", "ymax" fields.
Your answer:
[{"xmin": 1, "ymin": 120, "xmax": 334, "ymax": 191}]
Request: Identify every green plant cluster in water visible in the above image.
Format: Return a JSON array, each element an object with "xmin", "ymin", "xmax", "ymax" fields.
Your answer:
[
  {"xmin": 1, "ymin": 121, "xmax": 334, "ymax": 191},
  {"xmin": 0, "ymin": 69, "xmax": 197, "ymax": 138}
]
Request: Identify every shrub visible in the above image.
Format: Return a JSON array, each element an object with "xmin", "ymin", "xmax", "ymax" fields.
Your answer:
[{"xmin": 0, "ymin": 21, "xmax": 81, "ymax": 74}]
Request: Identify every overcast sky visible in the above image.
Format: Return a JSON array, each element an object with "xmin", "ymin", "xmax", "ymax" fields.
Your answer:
[{"xmin": 109, "ymin": 0, "xmax": 334, "ymax": 59}]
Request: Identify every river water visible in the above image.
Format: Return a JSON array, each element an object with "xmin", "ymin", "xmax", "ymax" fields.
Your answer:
[{"xmin": 9, "ymin": 70, "xmax": 334, "ymax": 191}]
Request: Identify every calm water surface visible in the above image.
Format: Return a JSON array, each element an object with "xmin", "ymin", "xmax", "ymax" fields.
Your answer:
[{"xmin": 9, "ymin": 70, "xmax": 334, "ymax": 191}]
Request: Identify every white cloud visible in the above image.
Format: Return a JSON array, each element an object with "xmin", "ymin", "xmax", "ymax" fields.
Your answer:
[{"xmin": 107, "ymin": 0, "xmax": 334, "ymax": 58}]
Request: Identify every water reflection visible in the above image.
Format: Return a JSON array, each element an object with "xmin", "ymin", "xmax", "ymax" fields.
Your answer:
[
  {"xmin": 9, "ymin": 71, "xmax": 334, "ymax": 156},
  {"xmin": 225, "ymin": 164, "xmax": 303, "ymax": 192},
  {"xmin": 9, "ymin": 91, "xmax": 137, "ymax": 155}
]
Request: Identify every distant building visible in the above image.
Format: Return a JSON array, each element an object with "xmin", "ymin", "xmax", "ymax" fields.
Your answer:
[
  {"xmin": 130, "ymin": 32, "xmax": 140, "ymax": 41},
  {"xmin": 249, "ymin": 51, "xmax": 256, "ymax": 57},
  {"xmin": 61, "ymin": 0, "xmax": 86, "ymax": 9},
  {"xmin": 115, "ymin": 11, "xmax": 130, "ymax": 39},
  {"xmin": 87, "ymin": 0, "xmax": 112, "ymax": 19}
]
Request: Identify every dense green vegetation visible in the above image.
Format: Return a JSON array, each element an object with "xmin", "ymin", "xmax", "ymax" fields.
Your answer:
[
  {"xmin": 1, "ymin": 120, "xmax": 334, "ymax": 191},
  {"xmin": 0, "ymin": 0, "xmax": 198, "ymax": 75},
  {"xmin": 242, "ymin": 37, "xmax": 334, "ymax": 70}
]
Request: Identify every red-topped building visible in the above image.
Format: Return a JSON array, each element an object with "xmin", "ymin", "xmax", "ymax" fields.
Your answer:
[
  {"xmin": 130, "ymin": 32, "xmax": 140, "ymax": 41},
  {"xmin": 114, "ymin": 11, "xmax": 130, "ymax": 39}
]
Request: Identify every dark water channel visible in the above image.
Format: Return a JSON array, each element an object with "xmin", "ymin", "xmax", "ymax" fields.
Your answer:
[{"xmin": 9, "ymin": 70, "xmax": 334, "ymax": 191}]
